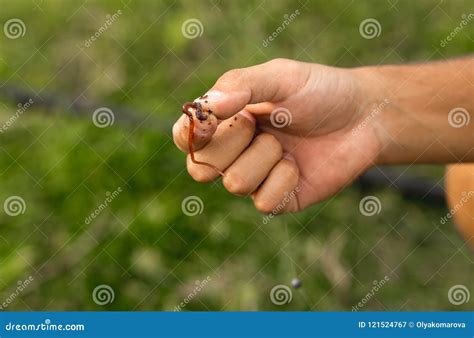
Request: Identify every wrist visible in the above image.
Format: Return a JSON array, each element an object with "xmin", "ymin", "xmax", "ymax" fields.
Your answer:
[
  {"xmin": 351, "ymin": 62, "xmax": 474, "ymax": 165},
  {"xmin": 350, "ymin": 65, "xmax": 401, "ymax": 165}
]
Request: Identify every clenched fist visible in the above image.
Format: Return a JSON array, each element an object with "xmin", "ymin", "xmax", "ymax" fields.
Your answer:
[
  {"xmin": 173, "ymin": 59, "xmax": 378, "ymax": 213},
  {"xmin": 172, "ymin": 58, "xmax": 474, "ymax": 214}
]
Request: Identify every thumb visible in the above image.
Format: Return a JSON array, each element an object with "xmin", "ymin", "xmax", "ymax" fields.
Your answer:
[
  {"xmin": 196, "ymin": 59, "xmax": 291, "ymax": 120},
  {"xmin": 173, "ymin": 59, "xmax": 290, "ymax": 152}
]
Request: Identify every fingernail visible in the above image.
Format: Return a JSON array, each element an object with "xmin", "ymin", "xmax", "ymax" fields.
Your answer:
[
  {"xmin": 238, "ymin": 110, "xmax": 256, "ymax": 123},
  {"xmin": 283, "ymin": 153, "xmax": 296, "ymax": 162},
  {"xmin": 195, "ymin": 90, "xmax": 226, "ymax": 103}
]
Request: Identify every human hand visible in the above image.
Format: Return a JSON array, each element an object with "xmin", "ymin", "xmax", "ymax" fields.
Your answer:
[{"xmin": 172, "ymin": 58, "xmax": 381, "ymax": 213}]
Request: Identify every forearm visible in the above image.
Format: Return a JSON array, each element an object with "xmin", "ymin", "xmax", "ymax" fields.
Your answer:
[{"xmin": 354, "ymin": 57, "xmax": 474, "ymax": 164}]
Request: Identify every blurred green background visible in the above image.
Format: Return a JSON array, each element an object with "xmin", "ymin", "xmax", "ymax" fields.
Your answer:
[{"xmin": 0, "ymin": 0, "xmax": 472, "ymax": 311}]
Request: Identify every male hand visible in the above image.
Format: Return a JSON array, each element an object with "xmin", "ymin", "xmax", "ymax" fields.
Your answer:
[{"xmin": 172, "ymin": 58, "xmax": 381, "ymax": 213}]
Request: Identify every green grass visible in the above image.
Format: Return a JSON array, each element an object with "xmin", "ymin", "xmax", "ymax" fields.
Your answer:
[{"xmin": 0, "ymin": 0, "xmax": 472, "ymax": 311}]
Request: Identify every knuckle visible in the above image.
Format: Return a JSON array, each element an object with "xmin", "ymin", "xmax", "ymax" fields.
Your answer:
[
  {"xmin": 254, "ymin": 196, "xmax": 276, "ymax": 214},
  {"xmin": 257, "ymin": 133, "xmax": 282, "ymax": 156},
  {"xmin": 187, "ymin": 162, "xmax": 216, "ymax": 183},
  {"xmin": 219, "ymin": 68, "xmax": 244, "ymax": 83},
  {"xmin": 268, "ymin": 58, "xmax": 303, "ymax": 76},
  {"xmin": 223, "ymin": 172, "xmax": 251, "ymax": 195},
  {"xmin": 172, "ymin": 123, "xmax": 187, "ymax": 152},
  {"xmin": 268, "ymin": 58, "xmax": 291, "ymax": 67},
  {"xmin": 280, "ymin": 159, "xmax": 299, "ymax": 178}
]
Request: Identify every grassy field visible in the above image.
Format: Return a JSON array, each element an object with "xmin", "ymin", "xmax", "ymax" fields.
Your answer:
[{"xmin": 0, "ymin": 0, "xmax": 472, "ymax": 311}]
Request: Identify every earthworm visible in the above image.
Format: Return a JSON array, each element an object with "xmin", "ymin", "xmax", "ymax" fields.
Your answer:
[{"xmin": 182, "ymin": 102, "xmax": 225, "ymax": 176}]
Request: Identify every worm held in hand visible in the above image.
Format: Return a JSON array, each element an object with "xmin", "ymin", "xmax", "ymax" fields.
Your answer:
[{"xmin": 181, "ymin": 101, "xmax": 224, "ymax": 176}]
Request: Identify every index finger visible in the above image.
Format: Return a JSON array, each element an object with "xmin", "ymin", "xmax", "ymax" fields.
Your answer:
[{"xmin": 172, "ymin": 102, "xmax": 218, "ymax": 153}]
